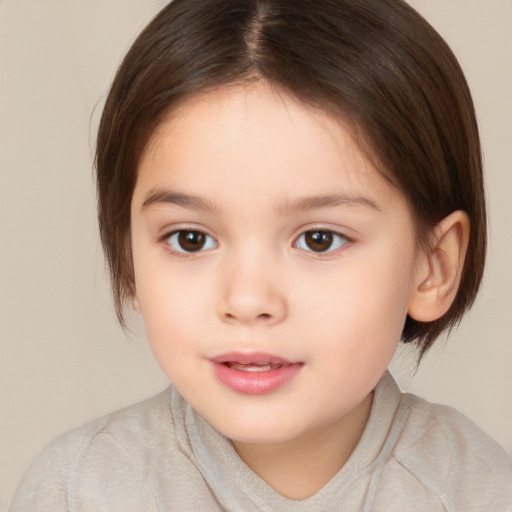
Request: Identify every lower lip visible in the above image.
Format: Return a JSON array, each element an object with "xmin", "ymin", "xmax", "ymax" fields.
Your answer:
[{"xmin": 211, "ymin": 362, "xmax": 303, "ymax": 395}]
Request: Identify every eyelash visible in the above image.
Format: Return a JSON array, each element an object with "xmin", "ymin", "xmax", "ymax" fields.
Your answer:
[
  {"xmin": 293, "ymin": 229, "xmax": 350, "ymax": 254},
  {"xmin": 161, "ymin": 228, "xmax": 351, "ymax": 256},
  {"xmin": 164, "ymin": 229, "xmax": 218, "ymax": 254}
]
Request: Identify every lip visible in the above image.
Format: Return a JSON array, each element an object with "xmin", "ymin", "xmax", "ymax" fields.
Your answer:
[{"xmin": 210, "ymin": 352, "xmax": 303, "ymax": 395}]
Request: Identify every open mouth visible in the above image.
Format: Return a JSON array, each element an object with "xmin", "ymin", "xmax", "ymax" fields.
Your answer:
[
  {"xmin": 224, "ymin": 362, "xmax": 286, "ymax": 372},
  {"xmin": 211, "ymin": 353, "xmax": 303, "ymax": 395}
]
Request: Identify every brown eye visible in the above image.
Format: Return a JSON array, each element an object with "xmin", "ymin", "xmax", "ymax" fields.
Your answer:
[
  {"xmin": 295, "ymin": 230, "xmax": 348, "ymax": 253},
  {"xmin": 168, "ymin": 230, "xmax": 217, "ymax": 253},
  {"xmin": 304, "ymin": 230, "xmax": 333, "ymax": 252}
]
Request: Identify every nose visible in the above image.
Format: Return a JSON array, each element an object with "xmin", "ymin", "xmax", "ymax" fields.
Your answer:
[{"xmin": 216, "ymin": 251, "xmax": 287, "ymax": 326}]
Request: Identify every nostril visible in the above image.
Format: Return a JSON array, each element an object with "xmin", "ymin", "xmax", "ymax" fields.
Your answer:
[{"xmin": 217, "ymin": 294, "xmax": 287, "ymax": 325}]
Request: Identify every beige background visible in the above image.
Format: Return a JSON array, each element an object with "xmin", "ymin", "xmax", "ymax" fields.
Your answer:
[{"xmin": 1, "ymin": 1, "xmax": 510, "ymax": 509}]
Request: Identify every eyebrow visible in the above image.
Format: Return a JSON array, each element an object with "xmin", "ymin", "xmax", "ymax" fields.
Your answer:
[
  {"xmin": 141, "ymin": 188, "xmax": 381, "ymax": 214},
  {"xmin": 141, "ymin": 189, "xmax": 220, "ymax": 212},
  {"xmin": 276, "ymin": 194, "xmax": 382, "ymax": 214}
]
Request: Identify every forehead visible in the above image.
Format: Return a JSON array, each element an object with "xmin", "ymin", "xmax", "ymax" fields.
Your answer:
[{"xmin": 134, "ymin": 82, "xmax": 401, "ymax": 210}]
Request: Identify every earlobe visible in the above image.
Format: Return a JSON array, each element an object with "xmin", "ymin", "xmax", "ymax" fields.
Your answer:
[
  {"xmin": 408, "ymin": 210, "xmax": 470, "ymax": 322},
  {"xmin": 132, "ymin": 295, "xmax": 141, "ymax": 314}
]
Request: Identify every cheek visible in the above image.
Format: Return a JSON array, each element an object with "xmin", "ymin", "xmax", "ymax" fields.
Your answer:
[
  {"xmin": 137, "ymin": 272, "xmax": 203, "ymax": 330},
  {"xmin": 133, "ymin": 254, "xmax": 222, "ymax": 368},
  {"xmin": 135, "ymin": 273, "xmax": 205, "ymax": 378},
  {"xmin": 133, "ymin": 251, "xmax": 189, "ymax": 331},
  {"xmin": 301, "ymin": 243, "xmax": 416, "ymax": 358}
]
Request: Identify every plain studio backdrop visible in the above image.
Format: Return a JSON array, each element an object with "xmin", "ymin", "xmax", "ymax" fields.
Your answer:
[{"xmin": 0, "ymin": 1, "xmax": 511, "ymax": 509}]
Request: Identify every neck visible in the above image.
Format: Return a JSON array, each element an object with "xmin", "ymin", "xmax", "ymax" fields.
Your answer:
[{"xmin": 231, "ymin": 392, "xmax": 373, "ymax": 500}]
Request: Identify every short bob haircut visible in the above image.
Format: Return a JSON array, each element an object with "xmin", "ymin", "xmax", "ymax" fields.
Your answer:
[{"xmin": 96, "ymin": 0, "xmax": 486, "ymax": 359}]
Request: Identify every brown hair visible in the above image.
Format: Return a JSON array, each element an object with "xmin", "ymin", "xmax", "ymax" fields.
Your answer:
[{"xmin": 96, "ymin": 0, "xmax": 486, "ymax": 359}]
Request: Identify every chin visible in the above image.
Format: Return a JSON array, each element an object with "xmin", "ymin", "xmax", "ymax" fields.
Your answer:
[{"xmin": 212, "ymin": 416, "xmax": 302, "ymax": 445}]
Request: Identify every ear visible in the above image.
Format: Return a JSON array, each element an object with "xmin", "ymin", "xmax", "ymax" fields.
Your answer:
[
  {"xmin": 408, "ymin": 210, "xmax": 470, "ymax": 322},
  {"xmin": 131, "ymin": 295, "xmax": 141, "ymax": 314}
]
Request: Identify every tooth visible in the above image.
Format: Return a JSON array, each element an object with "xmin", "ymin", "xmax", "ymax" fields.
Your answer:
[
  {"xmin": 229, "ymin": 363, "xmax": 279, "ymax": 372},
  {"xmin": 245, "ymin": 366, "xmax": 269, "ymax": 372}
]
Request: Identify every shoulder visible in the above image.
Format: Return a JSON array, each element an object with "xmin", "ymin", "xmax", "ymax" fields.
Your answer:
[
  {"xmin": 9, "ymin": 388, "xmax": 174, "ymax": 512},
  {"xmin": 391, "ymin": 392, "xmax": 512, "ymax": 510}
]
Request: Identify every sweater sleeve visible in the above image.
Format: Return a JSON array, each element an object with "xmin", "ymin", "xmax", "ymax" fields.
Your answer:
[
  {"xmin": 8, "ymin": 429, "xmax": 89, "ymax": 512},
  {"xmin": 9, "ymin": 425, "xmax": 159, "ymax": 512},
  {"xmin": 393, "ymin": 399, "xmax": 512, "ymax": 511}
]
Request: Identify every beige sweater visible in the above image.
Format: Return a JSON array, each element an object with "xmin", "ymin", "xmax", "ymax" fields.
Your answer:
[{"xmin": 9, "ymin": 372, "xmax": 512, "ymax": 511}]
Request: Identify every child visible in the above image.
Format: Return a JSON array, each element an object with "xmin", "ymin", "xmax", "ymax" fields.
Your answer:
[{"xmin": 10, "ymin": 0, "xmax": 511, "ymax": 510}]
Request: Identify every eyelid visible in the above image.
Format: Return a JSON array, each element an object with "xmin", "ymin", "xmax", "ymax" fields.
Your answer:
[
  {"xmin": 293, "ymin": 227, "xmax": 351, "ymax": 254},
  {"xmin": 161, "ymin": 227, "xmax": 218, "ymax": 255},
  {"xmin": 157, "ymin": 222, "xmax": 214, "ymax": 241}
]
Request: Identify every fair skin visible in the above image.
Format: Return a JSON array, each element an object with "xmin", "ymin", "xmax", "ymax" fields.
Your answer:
[{"xmin": 130, "ymin": 82, "xmax": 469, "ymax": 499}]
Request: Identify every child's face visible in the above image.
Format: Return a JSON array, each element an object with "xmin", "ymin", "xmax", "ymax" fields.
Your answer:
[{"xmin": 130, "ymin": 83, "xmax": 422, "ymax": 445}]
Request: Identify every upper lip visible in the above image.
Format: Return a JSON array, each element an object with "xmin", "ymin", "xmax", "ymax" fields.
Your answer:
[{"xmin": 210, "ymin": 352, "xmax": 297, "ymax": 365}]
